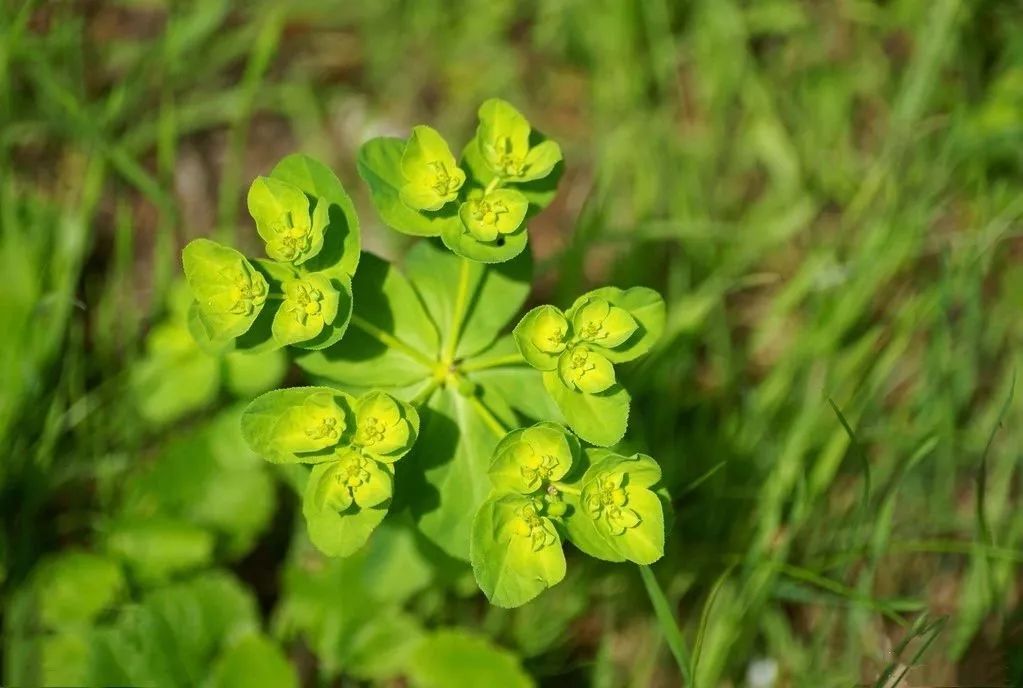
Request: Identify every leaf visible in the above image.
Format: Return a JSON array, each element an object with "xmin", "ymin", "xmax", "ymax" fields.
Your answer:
[
  {"xmin": 404, "ymin": 240, "xmax": 531, "ymax": 359},
  {"xmin": 566, "ymin": 286, "xmax": 665, "ymax": 363},
  {"xmin": 440, "ymin": 218, "xmax": 528, "ymax": 264},
  {"xmin": 357, "ymin": 138, "xmax": 463, "ymax": 237},
  {"xmin": 269, "ymin": 154, "xmax": 361, "ymax": 277},
  {"xmin": 241, "ymin": 387, "xmax": 356, "ymax": 464},
  {"xmin": 464, "ymin": 336, "xmax": 564, "ymax": 422},
  {"xmin": 31, "ymin": 551, "xmax": 126, "ymax": 628},
  {"xmin": 103, "ymin": 518, "xmax": 216, "ymax": 583},
  {"xmin": 470, "ymin": 493, "xmax": 566, "ymax": 608},
  {"xmin": 303, "ymin": 463, "xmax": 390, "ymax": 557},
  {"xmin": 205, "ymin": 633, "xmax": 298, "ymax": 688},
  {"xmin": 295, "ymin": 252, "xmax": 437, "ymax": 389},
  {"xmin": 542, "ymin": 371, "xmax": 630, "ymax": 447},
  {"xmin": 408, "ymin": 629, "xmax": 534, "ymax": 688},
  {"xmin": 223, "ymin": 348, "xmax": 288, "ymax": 397},
  {"xmin": 397, "ymin": 386, "xmax": 510, "ymax": 560},
  {"xmin": 132, "ymin": 321, "xmax": 220, "ymax": 425},
  {"xmin": 182, "ymin": 239, "xmax": 268, "ymax": 343}
]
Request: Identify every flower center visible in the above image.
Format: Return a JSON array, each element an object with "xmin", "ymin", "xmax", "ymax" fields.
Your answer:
[
  {"xmin": 357, "ymin": 416, "xmax": 387, "ymax": 447},
  {"xmin": 428, "ymin": 161, "xmax": 460, "ymax": 196},
  {"xmin": 336, "ymin": 455, "xmax": 370, "ymax": 488},
  {"xmin": 470, "ymin": 196, "xmax": 508, "ymax": 227},
  {"xmin": 494, "ymin": 137, "xmax": 525, "ymax": 177},
  {"xmin": 569, "ymin": 349, "xmax": 596, "ymax": 378},
  {"xmin": 226, "ymin": 269, "xmax": 267, "ymax": 315},
  {"xmin": 306, "ymin": 416, "xmax": 339, "ymax": 441}
]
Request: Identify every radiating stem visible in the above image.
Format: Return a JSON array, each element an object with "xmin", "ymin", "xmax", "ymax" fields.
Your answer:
[
  {"xmin": 410, "ymin": 379, "xmax": 440, "ymax": 407},
  {"xmin": 467, "ymin": 395, "xmax": 508, "ymax": 438},
  {"xmin": 443, "ymin": 257, "xmax": 473, "ymax": 362},
  {"xmin": 350, "ymin": 314, "xmax": 435, "ymax": 368},
  {"xmin": 459, "ymin": 352, "xmax": 526, "ymax": 372}
]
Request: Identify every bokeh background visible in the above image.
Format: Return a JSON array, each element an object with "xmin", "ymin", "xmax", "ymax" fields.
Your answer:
[{"xmin": 3, "ymin": 0, "xmax": 1023, "ymax": 685}]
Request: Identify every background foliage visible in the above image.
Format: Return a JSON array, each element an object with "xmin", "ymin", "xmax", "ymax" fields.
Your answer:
[{"xmin": 2, "ymin": 0, "xmax": 1023, "ymax": 685}]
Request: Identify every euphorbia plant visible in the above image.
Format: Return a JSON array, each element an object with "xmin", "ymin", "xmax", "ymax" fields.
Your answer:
[{"xmin": 180, "ymin": 99, "xmax": 669, "ymax": 607}]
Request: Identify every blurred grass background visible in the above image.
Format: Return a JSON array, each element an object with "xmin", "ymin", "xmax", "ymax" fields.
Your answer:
[{"xmin": 3, "ymin": 0, "xmax": 1023, "ymax": 685}]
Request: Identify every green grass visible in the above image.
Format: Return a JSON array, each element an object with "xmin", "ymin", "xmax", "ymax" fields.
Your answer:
[{"xmin": 4, "ymin": 0, "xmax": 1023, "ymax": 685}]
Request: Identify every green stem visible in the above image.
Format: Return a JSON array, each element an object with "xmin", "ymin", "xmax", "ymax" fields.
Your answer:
[
  {"xmin": 484, "ymin": 175, "xmax": 502, "ymax": 195},
  {"xmin": 459, "ymin": 352, "xmax": 526, "ymax": 372},
  {"xmin": 350, "ymin": 315, "xmax": 435, "ymax": 368},
  {"xmin": 410, "ymin": 379, "xmax": 440, "ymax": 407},
  {"xmin": 638, "ymin": 565, "xmax": 693, "ymax": 686},
  {"xmin": 467, "ymin": 395, "xmax": 508, "ymax": 438},
  {"xmin": 443, "ymin": 258, "xmax": 473, "ymax": 362}
]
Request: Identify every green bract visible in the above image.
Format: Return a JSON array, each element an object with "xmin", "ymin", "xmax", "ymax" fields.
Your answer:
[
  {"xmin": 241, "ymin": 387, "xmax": 418, "ymax": 556},
  {"xmin": 247, "ymin": 176, "xmax": 329, "ymax": 265},
  {"xmin": 183, "ymin": 239, "xmax": 268, "ymax": 342},
  {"xmin": 563, "ymin": 450, "xmax": 666, "ymax": 565},
  {"xmin": 514, "ymin": 286, "xmax": 665, "ymax": 446},
  {"xmin": 178, "ymin": 112, "xmax": 671, "ymax": 609},
  {"xmin": 400, "ymin": 125, "xmax": 466, "ymax": 211},
  {"xmin": 475, "ymin": 98, "xmax": 562, "ymax": 183}
]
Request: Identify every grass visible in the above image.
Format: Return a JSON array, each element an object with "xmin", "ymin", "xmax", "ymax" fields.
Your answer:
[{"xmin": 3, "ymin": 0, "xmax": 1023, "ymax": 685}]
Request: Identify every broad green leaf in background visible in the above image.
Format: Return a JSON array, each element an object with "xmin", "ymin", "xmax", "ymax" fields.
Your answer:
[
  {"xmin": 182, "ymin": 239, "xmax": 268, "ymax": 343},
  {"xmin": 404, "ymin": 240, "xmax": 531, "ymax": 359},
  {"xmin": 204, "ymin": 633, "xmax": 298, "ymax": 688},
  {"xmin": 542, "ymin": 372, "xmax": 630, "ymax": 447},
  {"xmin": 103, "ymin": 518, "xmax": 215, "ymax": 584},
  {"xmin": 269, "ymin": 154, "xmax": 361, "ymax": 278},
  {"xmin": 132, "ymin": 319, "xmax": 220, "ymax": 425},
  {"xmin": 470, "ymin": 493, "xmax": 566, "ymax": 608},
  {"xmin": 408, "ymin": 629, "xmax": 534, "ymax": 688},
  {"xmin": 357, "ymin": 138, "xmax": 462, "ymax": 237},
  {"xmin": 30, "ymin": 551, "xmax": 126, "ymax": 627},
  {"xmin": 223, "ymin": 348, "xmax": 288, "ymax": 397}
]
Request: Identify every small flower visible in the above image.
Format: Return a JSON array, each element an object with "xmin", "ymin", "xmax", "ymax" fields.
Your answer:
[
  {"xmin": 489, "ymin": 423, "xmax": 574, "ymax": 495},
  {"xmin": 272, "ymin": 274, "xmax": 340, "ymax": 346},
  {"xmin": 319, "ymin": 449, "xmax": 392, "ymax": 510},
  {"xmin": 476, "ymin": 99, "xmax": 562, "ymax": 184},
  {"xmin": 353, "ymin": 392, "xmax": 412, "ymax": 460},
  {"xmin": 584, "ymin": 472, "xmax": 641, "ymax": 535},
  {"xmin": 529, "ymin": 307, "xmax": 569, "ymax": 355},
  {"xmin": 247, "ymin": 176, "xmax": 328, "ymax": 265},
  {"xmin": 558, "ymin": 345, "xmax": 615, "ymax": 394},
  {"xmin": 219, "ymin": 262, "xmax": 268, "ymax": 316},
  {"xmin": 399, "ymin": 125, "xmax": 466, "ymax": 211},
  {"xmin": 459, "ymin": 188, "xmax": 528, "ymax": 242},
  {"xmin": 571, "ymin": 297, "xmax": 637, "ymax": 348},
  {"xmin": 510, "ymin": 502, "xmax": 559, "ymax": 552}
]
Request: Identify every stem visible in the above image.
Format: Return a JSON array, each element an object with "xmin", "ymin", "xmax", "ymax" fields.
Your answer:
[
  {"xmin": 459, "ymin": 352, "xmax": 526, "ymax": 372},
  {"xmin": 443, "ymin": 258, "xmax": 473, "ymax": 362},
  {"xmin": 484, "ymin": 175, "xmax": 502, "ymax": 195},
  {"xmin": 638, "ymin": 565, "xmax": 693, "ymax": 685},
  {"xmin": 350, "ymin": 315, "xmax": 435, "ymax": 368},
  {"xmin": 467, "ymin": 395, "xmax": 508, "ymax": 438},
  {"xmin": 410, "ymin": 379, "xmax": 440, "ymax": 407}
]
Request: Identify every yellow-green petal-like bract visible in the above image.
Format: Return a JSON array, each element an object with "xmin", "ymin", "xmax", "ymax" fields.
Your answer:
[
  {"xmin": 399, "ymin": 125, "xmax": 465, "ymax": 211},
  {"xmin": 353, "ymin": 391, "xmax": 414, "ymax": 460},
  {"xmin": 182, "ymin": 238, "xmax": 268, "ymax": 342},
  {"xmin": 458, "ymin": 188, "xmax": 528, "ymax": 242},
  {"xmin": 557, "ymin": 345, "xmax": 616, "ymax": 394},
  {"xmin": 247, "ymin": 176, "xmax": 328, "ymax": 265},
  {"xmin": 476, "ymin": 98, "xmax": 562, "ymax": 183},
  {"xmin": 271, "ymin": 274, "xmax": 340, "ymax": 346},
  {"xmin": 572, "ymin": 296, "xmax": 638, "ymax": 349}
]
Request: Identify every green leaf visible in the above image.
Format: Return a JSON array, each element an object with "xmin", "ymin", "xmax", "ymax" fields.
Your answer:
[
  {"xmin": 470, "ymin": 494, "xmax": 565, "ymax": 608},
  {"xmin": 132, "ymin": 320, "xmax": 220, "ymax": 425},
  {"xmin": 565, "ymin": 287, "xmax": 665, "ymax": 363},
  {"xmin": 408, "ymin": 629, "xmax": 534, "ymax": 688},
  {"xmin": 295, "ymin": 252, "xmax": 438, "ymax": 388},
  {"xmin": 404, "ymin": 240, "xmax": 531, "ymax": 359},
  {"xmin": 182, "ymin": 239, "xmax": 268, "ymax": 342},
  {"xmin": 513, "ymin": 305, "xmax": 570, "ymax": 371},
  {"xmin": 464, "ymin": 336, "xmax": 564, "ymax": 422},
  {"xmin": 398, "ymin": 386, "xmax": 512, "ymax": 560},
  {"xmin": 357, "ymin": 137, "xmax": 462, "ymax": 237},
  {"xmin": 440, "ymin": 216, "xmax": 528, "ymax": 264},
  {"xmin": 304, "ymin": 462, "xmax": 390, "ymax": 557},
  {"xmin": 241, "ymin": 387, "xmax": 355, "ymax": 464},
  {"xmin": 223, "ymin": 347, "xmax": 288, "ymax": 397},
  {"xmin": 488, "ymin": 422, "xmax": 575, "ymax": 494},
  {"xmin": 399, "ymin": 125, "xmax": 466, "ymax": 211},
  {"xmin": 205, "ymin": 633, "xmax": 297, "ymax": 688},
  {"xmin": 458, "ymin": 188, "xmax": 528, "ymax": 242},
  {"xmin": 31, "ymin": 551, "xmax": 126, "ymax": 628},
  {"xmin": 246, "ymin": 176, "xmax": 327, "ymax": 265},
  {"xmin": 103, "ymin": 518, "xmax": 215, "ymax": 583},
  {"xmin": 542, "ymin": 371, "xmax": 630, "ymax": 447},
  {"xmin": 269, "ymin": 153, "xmax": 361, "ymax": 277}
]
